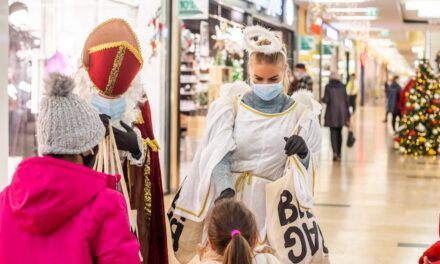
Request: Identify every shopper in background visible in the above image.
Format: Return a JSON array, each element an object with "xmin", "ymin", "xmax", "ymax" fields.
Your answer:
[
  {"xmin": 346, "ymin": 73, "xmax": 359, "ymax": 114},
  {"xmin": 294, "ymin": 63, "xmax": 313, "ymax": 92},
  {"xmin": 198, "ymin": 200, "xmax": 280, "ymax": 264},
  {"xmin": 386, "ymin": 75, "xmax": 402, "ymax": 132},
  {"xmin": 322, "ymin": 71, "xmax": 351, "ymax": 161},
  {"xmin": 287, "ymin": 70, "xmax": 298, "ymax": 96},
  {"xmin": 0, "ymin": 73, "xmax": 141, "ymax": 264}
]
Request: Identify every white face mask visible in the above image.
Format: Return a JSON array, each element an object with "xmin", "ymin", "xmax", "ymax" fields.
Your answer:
[{"xmin": 294, "ymin": 72, "xmax": 302, "ymax": 79}]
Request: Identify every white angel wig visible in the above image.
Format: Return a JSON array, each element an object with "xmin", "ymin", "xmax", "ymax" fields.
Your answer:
[
  {"xmin": 243, "ymin": 25, "xmax": 290, "ymax": 93},
  {"xmin": 73, "ymin": 67, "xmax": 146, "ymax": 126}
]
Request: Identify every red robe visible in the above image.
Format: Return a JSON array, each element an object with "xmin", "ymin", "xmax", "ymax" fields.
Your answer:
[{"xmin": 132, "ymin": 96, "xmax": 168, "ymax": 264}]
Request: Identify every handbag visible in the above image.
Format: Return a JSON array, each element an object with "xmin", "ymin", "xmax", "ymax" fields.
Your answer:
[
  {"xmin": 167, "ymin": 182, "xmax": 204, "ymax": 264},
  {"xmin": 265, "ymin": 111, "xmax": 330, "ymax": 264},
  {"xmin": 347, "ymin": 129, "xmax": 356, "ymax": 148}
]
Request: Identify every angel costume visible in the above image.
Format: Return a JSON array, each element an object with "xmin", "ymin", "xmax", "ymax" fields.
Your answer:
[
  {"xmin": 75, "ymin": 18, "xmax": 167, "ymax": 264},
  {"xmin": 169, "ymin": 26, "xmax": 322, "ymax": 262}
]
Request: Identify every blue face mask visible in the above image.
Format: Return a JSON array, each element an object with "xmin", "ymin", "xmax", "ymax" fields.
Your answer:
[
  {"xmin": 91, "ymin": 94, "xmax": 126, "ymax": 119},
  {"xmin": 251, "ymin": 82, "xmax": 283, "ymax": 101}
]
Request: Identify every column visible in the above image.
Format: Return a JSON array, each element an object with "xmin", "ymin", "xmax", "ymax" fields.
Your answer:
[{"xmin": 0, "ymin": 0, "xmax": 9, "ymax": 188}]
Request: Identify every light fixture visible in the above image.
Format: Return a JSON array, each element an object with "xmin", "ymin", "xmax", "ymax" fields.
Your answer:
[
  {"xmin": 337, "ymin": 16, "xmax": 377, "ymax": 20},
  {"xmin": 310, "ymin": 0, "xmax": 367, "ymax": 3},
  {"xmin": 418, "ymin": 8, "xmax": 440, "ymax": 18},
  {"xmin": 327, "ymin": 7, "xmax": 377, "ymax": 14}
]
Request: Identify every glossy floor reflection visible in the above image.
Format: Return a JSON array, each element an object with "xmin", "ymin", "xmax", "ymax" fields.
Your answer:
[{"xmin": 166, "ymin": 106, "xmax": 440, "ymax": 264}]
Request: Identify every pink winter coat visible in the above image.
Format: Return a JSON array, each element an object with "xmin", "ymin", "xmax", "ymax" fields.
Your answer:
[{"xmin": 0, "ymin": 156, "xmax": 141, "ymax": 264}]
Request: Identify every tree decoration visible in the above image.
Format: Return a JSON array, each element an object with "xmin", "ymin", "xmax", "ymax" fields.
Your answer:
[{"xmin": 397, "ymin": 60, "xmax": 440, "ymax": 156}]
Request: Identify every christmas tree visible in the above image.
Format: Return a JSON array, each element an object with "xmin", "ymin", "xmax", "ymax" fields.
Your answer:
[{"xmin": 395, "ymin": 60, "xmax": 440, "ymax": 156}]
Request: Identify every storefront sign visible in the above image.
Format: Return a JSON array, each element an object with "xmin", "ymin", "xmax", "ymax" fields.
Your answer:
[
  {"xmin": 323, "ymin": 24, "xmax": 338, "ymax": 41},
  {"xmin": 245, "ymin": 0, "xmax": 283, "ymax": 18},
  {"xmin": 178, "ymin": 0, "xmax": 208, "ymax": 20},
  {"xmin": 300, "ymin": 36, "xmax": 315, "ymax": 51}
]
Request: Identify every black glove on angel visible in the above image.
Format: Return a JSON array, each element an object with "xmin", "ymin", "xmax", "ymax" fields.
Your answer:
[
  {"xmin": 284, "ymin": 135, "xmax": 309, "ymax": 159},
  {"xmin": 215, "ymin": 188, "xmax": 235, "ymax": 204},
  {"xmin": 113, "ymin": 121, "xmax": 141, "ymax": 156}
]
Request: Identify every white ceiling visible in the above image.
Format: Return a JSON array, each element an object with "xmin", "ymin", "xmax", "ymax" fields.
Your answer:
[{"xmin": 295, "ymin": 0, "xmax": 440, "ymax": 69}]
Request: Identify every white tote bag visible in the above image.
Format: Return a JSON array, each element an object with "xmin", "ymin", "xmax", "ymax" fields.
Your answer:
[
  {"xmin": 265, "ymin": 111, "xmax": 330, "ymax": 264},
  {"xmin": 93, "ymin": 125, "xmax": 142, "ymax": 261}
]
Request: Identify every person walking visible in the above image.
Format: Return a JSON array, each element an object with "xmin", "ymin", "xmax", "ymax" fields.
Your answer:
[
  {"xmin": 0, "ymin": 73, "xmax": 141, "ymax": 264},
  {"xmin": 294, "ymin": 63, "xmax": 313, "ymax": 92},
  {"xmin": 346, "ymin": 73, "xmax": 359, "ymax": 114},
  {"xmin": 322, "ymin": 72, "xmax": 351, "ymax": 161},
  {"xmin": 386, "ymin": 76, "xmax": 402, "ymax": 131}
]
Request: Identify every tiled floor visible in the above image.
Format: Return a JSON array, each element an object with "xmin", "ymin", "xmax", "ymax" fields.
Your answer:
[{"xmin": 165, "ymin": 106, "xmax": 440, "ymax": 264}]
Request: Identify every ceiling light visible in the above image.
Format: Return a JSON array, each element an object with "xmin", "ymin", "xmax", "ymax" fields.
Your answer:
[
  {"xmin": 418, "ymin": 8, "xmax": 440, "ymax": 18},
  {"xmin": 327, "ymin": 7, "xmax": 377, "ymax": 15},
  {"xmin": 310, "ymin": 0, "xmax": 367, "ymax": 2},
  {"xmin": 337, "ymin": 16, "xmax": 377, "ymax": 20}
]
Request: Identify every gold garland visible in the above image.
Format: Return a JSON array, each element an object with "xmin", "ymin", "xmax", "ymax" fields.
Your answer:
[{"xmin": 143, "ymin": 139, "xmax": 152, "ymax": 227}]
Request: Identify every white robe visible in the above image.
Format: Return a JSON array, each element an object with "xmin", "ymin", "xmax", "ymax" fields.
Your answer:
[{"xmin": 174, "ymin": 91, "xmax": 322, "ymax": 231}]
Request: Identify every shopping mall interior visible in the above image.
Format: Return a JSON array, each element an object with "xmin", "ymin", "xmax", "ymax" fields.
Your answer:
[{"xmin": 1, "ymin": 0, "xmax": 440, "ymax": 263}]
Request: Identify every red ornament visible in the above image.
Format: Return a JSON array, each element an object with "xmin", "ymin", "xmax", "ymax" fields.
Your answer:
[
  {"xmin": 433, "ymin": 119, "xmax": 438, "ymax": 125},
  {"xmin": 428, "ymin": 108, "xmax": 433, "ymax": 114},
  {"xmin": 159, "ymin": 22, "xmax": 164, "ymax": 33},
  {"xmin": 152, "ymin": 18, "xmax": 157, "ymax": 27},
  {"xmin": 394, "ymin": 136, "xmax": 401, "ymax": 143},
  {"xmin": 409, "ymin": 130, "xmax": 416, "ymax": 137},
  {"xmin": 409, "ymin": 105, "xmax": 415, "ymax": 111}
]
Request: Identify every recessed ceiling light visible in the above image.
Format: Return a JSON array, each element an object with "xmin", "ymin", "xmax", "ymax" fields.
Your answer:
[
  {"xmin": 311, "ymin": 0, "xmax": 367, "ymax": 2},
  {"xmin": 337, "ymin": 16, "xmax": 377, "ymax": 20}
]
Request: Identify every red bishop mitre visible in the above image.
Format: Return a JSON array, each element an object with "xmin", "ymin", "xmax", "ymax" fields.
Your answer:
[{"xmin": 82, "ymin": 18, "xmax": 143, "ymax": 98}]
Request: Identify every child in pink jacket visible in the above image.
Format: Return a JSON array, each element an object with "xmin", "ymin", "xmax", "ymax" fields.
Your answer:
[{"xmin": 0, "ymin": 73, "xmax": 141, "ymax": 264}]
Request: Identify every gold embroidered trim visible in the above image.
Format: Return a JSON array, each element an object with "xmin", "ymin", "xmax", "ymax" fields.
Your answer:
[
  {"xmin": 240, "ymin": 101, "xmax": 298, "ymax": 118},
  {"xmin": 144, "ymin": 142, "xmax": 152, "ymax": 226},
  {"xmin": 175, "ymin": 184, "xmax": 211, "ymax": 218},
  {"xmin": 136, "ymin": 113, "xmax": 145, "ymax": 125},
  {"xmin": 104, "ymin": 45, "xmax": 126, "ymax": 96},
  {"xmin": 88, "ymin": 40, "xmax": 144, "ymax": 66},
  {"xmin": 145, "ymin": 138, "xmax": 160, "ymax": 152}
]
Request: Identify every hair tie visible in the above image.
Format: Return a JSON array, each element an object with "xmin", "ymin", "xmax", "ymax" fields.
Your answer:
[{"xmin": 230, "ymin": 229, "xmax": 241, "ymax": 238}]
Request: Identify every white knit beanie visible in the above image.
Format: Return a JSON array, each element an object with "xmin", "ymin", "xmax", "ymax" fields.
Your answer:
[{"xmin": 37, "ymin": 73, "xmax": 105, "ymax": 155}]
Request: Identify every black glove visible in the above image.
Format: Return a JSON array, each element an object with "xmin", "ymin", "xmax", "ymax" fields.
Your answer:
[
  {"xmin": 113, "ymin": 121, "xmax": 141, "ymax": 155},
  {"xmin": 284, "ymin": 135, "xmax": 308, "ymax": 159},
  {"xmin": 99, "ymin": 114, "xmax": 110, "ymax": 136},
  {"xmin": 215, "ymin": 188, "xmax": 235, "ymax": 204}
]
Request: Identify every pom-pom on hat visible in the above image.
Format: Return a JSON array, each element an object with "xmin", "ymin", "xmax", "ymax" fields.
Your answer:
[
  {"xmin": 82, "ymin": 18, "xmax": 143, "ymax": 98},
  {"xmin": 37, "ymin": 73, "xmax": 105, "ymax": 155}
]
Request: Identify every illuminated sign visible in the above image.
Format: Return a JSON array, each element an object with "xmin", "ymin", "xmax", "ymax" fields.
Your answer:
[{"xmin": 245, "ymin": 0, "xmax": 283, "ymax": 17}]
